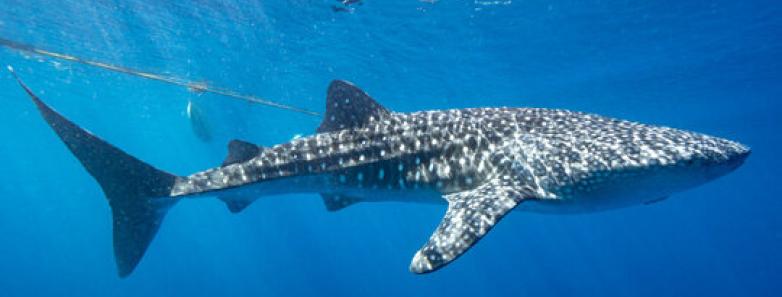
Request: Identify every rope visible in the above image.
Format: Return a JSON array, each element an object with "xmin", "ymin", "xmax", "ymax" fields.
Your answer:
[{"xmin": 0, "ymin": 37, "xmax": 321, "ymax": 117}]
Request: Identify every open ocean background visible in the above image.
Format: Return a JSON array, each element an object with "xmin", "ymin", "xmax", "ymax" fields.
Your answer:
[{"xmin": 0, "ymin": 1, "xmax": 779, "ymax": 296}]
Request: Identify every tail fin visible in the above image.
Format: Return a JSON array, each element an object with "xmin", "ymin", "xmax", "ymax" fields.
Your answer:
[{"xmin": 9, "ymin": 67, "xmax": 178, "ymax": 278}]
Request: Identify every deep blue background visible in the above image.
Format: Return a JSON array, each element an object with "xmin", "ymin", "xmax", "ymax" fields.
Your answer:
[{"xmin": 0, "ymin": 1, "xmax": 779, "ymax": 296}]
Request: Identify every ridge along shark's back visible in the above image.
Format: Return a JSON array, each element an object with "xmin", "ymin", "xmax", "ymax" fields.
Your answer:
[{"xmin": 10, "ymin": 68, "xmax": 749, "ymax": 277}]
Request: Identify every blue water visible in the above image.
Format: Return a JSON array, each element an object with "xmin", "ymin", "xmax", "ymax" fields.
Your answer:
[{"xmin": 0, "ymin": 1, "xmax": 780, "ymax": 296}]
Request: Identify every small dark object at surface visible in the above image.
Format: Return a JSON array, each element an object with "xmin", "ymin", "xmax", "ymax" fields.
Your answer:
[{"xmin": 332, "ymin": 0, "xmax": 362, "ymax": 13}]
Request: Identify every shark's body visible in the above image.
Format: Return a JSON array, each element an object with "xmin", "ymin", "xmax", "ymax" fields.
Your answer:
[{"xmin": 12, "ymin": 73, "xmax": 749, "ymax": 277}]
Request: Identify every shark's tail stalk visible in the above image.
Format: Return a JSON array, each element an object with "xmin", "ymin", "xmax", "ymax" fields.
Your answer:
[{"xmin": 9, "ymin": 66, "xmax": 179, "ymax": 278}]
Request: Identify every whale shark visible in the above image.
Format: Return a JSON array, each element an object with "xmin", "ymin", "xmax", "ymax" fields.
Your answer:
[{"xmin": 10, "ymin": 69, "xmax": 749, "ymax": 277}]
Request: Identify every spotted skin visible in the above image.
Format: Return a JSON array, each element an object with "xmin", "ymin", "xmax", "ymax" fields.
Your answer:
[
  {"xmin": 172, "ymin": 107, "xmax": 747, "ymax": 204},
  {"xmin": 168, "ymin": 81, "xmax": 749, "ymax": 274},
  {"xmin": 17, "ymin": 73, "xmax": 749, "ymax": 276}
]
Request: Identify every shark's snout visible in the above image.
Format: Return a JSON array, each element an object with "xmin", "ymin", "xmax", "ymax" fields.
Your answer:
[
  {"xmin": 696, "ymin": 138, "xmax": 750, "ymax": 180},
  {"xmin": 721, "ymin": 140, "xmax": 750, "ymax": 172},
  {"xmin": 716, "ymin": 138, "xmax": 750, "ymax": 165},
  {"xmin": 728, "ymin": 142, "xmax": 751, "ymax": 166}
]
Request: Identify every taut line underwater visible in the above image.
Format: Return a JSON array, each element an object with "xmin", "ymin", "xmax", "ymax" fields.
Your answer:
[{"xmin": 0, "ymin": 37, "xmax": 320, "ymax": 117}]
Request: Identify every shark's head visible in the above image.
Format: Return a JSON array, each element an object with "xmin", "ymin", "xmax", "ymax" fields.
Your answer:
[
  {"xmin": 607, "ymin": 131, "xmax": 751, "ymax": 207},
  {"xmin": 677, "ymin": 135, "xmax": 750, "ymax": 185},
  {"xmin": 526, "ymin": 124, "xmax": 751, "ymax": 212}
]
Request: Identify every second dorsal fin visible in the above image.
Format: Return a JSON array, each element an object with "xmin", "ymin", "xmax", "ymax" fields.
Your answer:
[
  {"xmin": 218, "ymin": 140, "xmax": 262, "ymax": 214},
  {"xmin": 222, "ymin": 139, "xmax": 262, "ymax": 166},
  {"xmin": 317, "ymin": 80, "xmax": 390, "ymax": 133}
]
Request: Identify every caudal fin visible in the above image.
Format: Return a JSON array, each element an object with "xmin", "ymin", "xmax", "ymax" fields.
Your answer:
[{"xmin": 9, "ymin": 67, "xmax": 179, "ymax": 278}]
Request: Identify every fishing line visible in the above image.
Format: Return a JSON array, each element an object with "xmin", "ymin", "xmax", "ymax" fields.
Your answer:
[{"xmin": 0, "ymin": 37, "xmax": 321, "ymax": 117}]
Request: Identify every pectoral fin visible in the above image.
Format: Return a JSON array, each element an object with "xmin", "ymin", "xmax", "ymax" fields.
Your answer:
[{"xmin": 410, "ymin": 177, "xmax": 533, "ymax": 273}]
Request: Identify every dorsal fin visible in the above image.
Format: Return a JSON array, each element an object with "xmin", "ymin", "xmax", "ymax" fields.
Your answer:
[
  {"xmin": 317, "ymin": 80, "xmax": 390, "ymax": 133},
  {"xmin": 222, "ymin": 139, "xmax": 261, "ymax": 166},
  {"xmin": 320, "ymin": 193, "xmax": 360, "ymax": 211}
]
